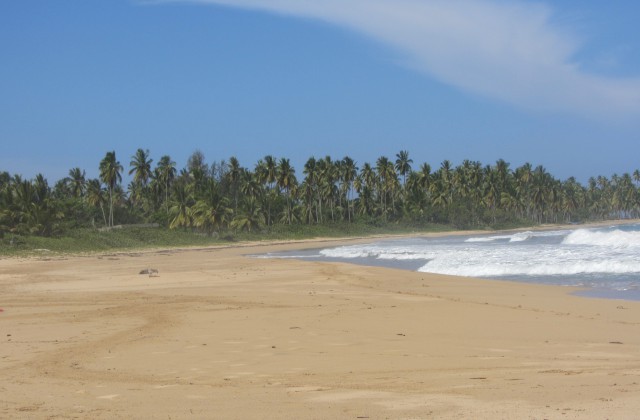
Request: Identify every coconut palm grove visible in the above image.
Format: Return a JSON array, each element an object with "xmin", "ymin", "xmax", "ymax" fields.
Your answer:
[{"xmin": 1, "ymin": 149, "xmax": 639, "ymax": 240}]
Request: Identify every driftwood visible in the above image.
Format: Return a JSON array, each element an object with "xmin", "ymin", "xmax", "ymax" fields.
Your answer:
[{"xmin": 139, "ymin": 268, "xmax": 159, "ymax": 277}]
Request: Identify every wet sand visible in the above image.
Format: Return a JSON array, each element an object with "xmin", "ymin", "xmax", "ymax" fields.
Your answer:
[{"xmin": 1, "ymin": 236, "xmax": 640, "ymax": 419}]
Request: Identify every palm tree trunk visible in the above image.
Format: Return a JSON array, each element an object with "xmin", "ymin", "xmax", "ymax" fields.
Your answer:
[
  {"xmin": 99, "ymin": 203, "xmax": 107, "ymax": 227},
  {"xmin": 165, "ymin": 180, "xmax": 169, "ymax": 215},
  {"xmin": 286, "ymin": 189, "xmax": 291, "ymax": 225},
  {"xmin": 330, "ymin": 199, "xmax": 334, "ymax": 222},
  {"xmin": 108, "ymin": 187, "xmax": 113, "ymax": 227},
  {"xmin": 347, "ymin": 187, "xmax": 351, "ymax": 223}
]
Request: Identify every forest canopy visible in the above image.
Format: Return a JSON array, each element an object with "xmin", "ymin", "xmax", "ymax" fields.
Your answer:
[{"xmin": 1, "ymin": 149, "xmax": 639, "ymax": 239}]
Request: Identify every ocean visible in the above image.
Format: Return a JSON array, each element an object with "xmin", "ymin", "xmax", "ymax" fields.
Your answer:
[{"xmin": 263, "ymin": 222, "xmax": 640, "ymax": 301}]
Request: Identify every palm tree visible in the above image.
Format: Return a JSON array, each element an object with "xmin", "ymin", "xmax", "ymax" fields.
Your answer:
[
  {"xmin": 192, "ymin": 192, "xmax": 232, "ymax": 235},
  {"xmin": 86, "ymin": 179, "xmax": 107, "ymax": 227},
  {"xmin": 11, "ymin": 176, "xmax": 35, "ymax": 233},
  {"xmin": 416, "ymin": 163, "xmax": 431, "ymax": 191},
  {"xmin": 259, "ymin": 155, "xmax": 278, "ymax": 190},
  {"xmin": 612, "ymin": 173, "xmax": 636, "ymax": 218},
  {"xmin": 231, "ymin": 197, "xmax": 265, "ymax": 232},
  {"xmin": 561, "ymin": 177, "xmax": 584, "ymax": 222},
  {"xmin": 483, "ymin": 165, "xmax": 500, "ymax": 222},
  {"xmin": 318, "ymin": 156, "xmax": 337, "ymax": 222},
  {"xmin": 128, "ymin": 148, "xmax": 153, "ymax": 212},
  {"xmin": 530, "ymin": 165, "xmax": 551, "ymax": 223},
  {"xmin": 299, "ymin": 177, "xmax": 316, "ymax": 224},
  {"xmin": 10, "ymin": 175, "xmax": 63, "ymax": 236},
  {"xmin": 66, "ymin": 167, "xmax": 86, "ymax": 198},
  {"xmin": 256, "ymin": 155, "xmax": 278, "ymax": 226},
  {"xmin": 277, "ymin": 158, "xmax": 297, "ymax": 224},
  {"xmin": 240, "ymin": 170, "xmax": 264, "ymax": 204},
  {"xmin": 99, "ymin": 151, "xmax": 123, "ymax": 227},
  {"xmin": 340, "ymin": 156, "xmax": 358, "ymax": 222},
  {"xmin": 430, "ymin": 178, "xmax": 450, "ymax": 211},
  {"xmin": 168, "ymin": 180, "xmax": 194, "ymax": 229},
  {"xmin": 303, "ymin": 157, "xmax": 320, "ymax": 223},
  {"xmin": 439, "ymin": 160, "xmax": 453, "ymax": 195},
  {"xmin": 465, "ymin": 160, "xmax": 484, "ymax": 224},
  {"xmin": 156, "ymin": 155, "xmax": 177, "ymax": 215},
  {"xmin": 227, "ymin": 156, "xmax": 242, "ymax": 214},
  {"xmin": 355, "ymin": 162, "xmax": 376, "ymax": 218},
  {"xmin": 514, "ymin": 163, "xmax": 533, "ymax": 220},
  {"xmin": 376, "ymin": 156, "xmax": 397, "ymax": 219},
  {"xmin": 0, "ymin": 173, "xmax": 11, "ymax": 234},
  {"xmin": 395, "ymin": 150, "xmax": 413, "ymax": 188},
  {"xmin": 127, "ymin": 181, "xmax": 144, "ymax": 211},
  {"xmin": 129, "ymin": 148, "xmax": 153, "ymax": 187},
  {"xmin": 494, "ymin": 159, "xmax": 510, "ymax": 193}
]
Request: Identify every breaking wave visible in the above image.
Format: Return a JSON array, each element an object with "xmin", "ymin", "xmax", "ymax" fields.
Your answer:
[
  {"xmin": 267, "ymin": 223, "xmax": 640, "ymax": 298},
  {"xmin": 465, "ymin": 230, "xmax": 566, "ymax": 243},
  {"xmin": 562, "ymin": 228, "xmax": 640, "ymax": 248},
  {"xmin": 418, "ymin": 258, "xmax": 640, "ymax": 278},
  {"xmin": 319, "ymin": 245, "xmax": 434, "ymax": 261}
]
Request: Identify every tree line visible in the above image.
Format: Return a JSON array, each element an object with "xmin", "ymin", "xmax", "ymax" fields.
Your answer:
[{"xmin": 1, "ymin": 149, "xmax": 639, "ymax": 237}]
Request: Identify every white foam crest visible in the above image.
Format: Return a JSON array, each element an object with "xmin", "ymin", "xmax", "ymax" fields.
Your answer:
[
  {"xmin": 320, "ymin": 245, "xmax": 433, "ymax": 261},
  {"xmin": 465, "ymin": 236, "xmax": 507, "ymax": 243},
  {"xmin": 319, "ymin": 247, "xmax": 379, "ymax": 259},
  {"xmin": 465, "ymin": 229, "xmax": 567, "ymax": 243},
  {"xmin": 377, "ymin": 251, "xmax": 434, "ymax": 261},
  {"xmin": 264, "ymin": 224, "xmax": 640, "ymax": 297},
  {"xmin": 563, "ymin": 229, "xmax": 640, "ymax": 248},
  {"xmin": 509, "ymin": 231, "xmax": 533, "ymax": 242},
  {"xmin": 419, "ymin": 259, "xmax": 640, "ymax": 277},
  {"xmin": 267, "ymin": 254, "xmax": 322, "ymax": 259}
]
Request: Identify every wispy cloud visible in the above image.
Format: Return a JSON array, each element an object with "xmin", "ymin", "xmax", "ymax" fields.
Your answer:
[{"xmin": 162, "ymin": 0, "xmax": 640, "ymax": 119}]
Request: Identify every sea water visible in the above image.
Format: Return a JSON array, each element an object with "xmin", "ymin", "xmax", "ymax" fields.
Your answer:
[{"xmin": 263, "ymin": 223, "xmax": 640, "ymax": 301}]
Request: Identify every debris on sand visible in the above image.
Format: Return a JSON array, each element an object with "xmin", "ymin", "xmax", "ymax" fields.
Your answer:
[{"xmin": 139, "ymin": 268, "xmax": 159, "ymax": 277}]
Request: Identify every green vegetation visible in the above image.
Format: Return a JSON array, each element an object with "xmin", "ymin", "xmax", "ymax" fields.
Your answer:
[
  {"xmin": 1, "ymin": 149, "xmax": 639, "ymax": 255},
  {"xmin": 0, "ymin": 221, "xmax": 451, "ymax": 256}
]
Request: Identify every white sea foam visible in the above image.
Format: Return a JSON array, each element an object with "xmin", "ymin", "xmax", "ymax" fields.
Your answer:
[
  {"xmin": 562, "ymin": 228, "xmax": 640, "ymax": 248},
  {"xmin": 508, "ymin": 231, "xmax": 533, "ymax": 242},
  {"xmin": 320, "ymin": 245, "xmax": 434, "ymax": 261},
  {"xmin": 319, "ymin": 246, "xmax": 380, "ymax": 259},
  {"xmin": 419, "ymin": 258, "xmax": 640, "ymax": 277},
  {"xmin": 465, "ymin": 230, "xmax": 566, "ymax": 243},
  {"xmin": 318, "ymin": 227, "xmax": 640, "ymax": 280},
  {"xmin": 270, "ymin": 224, "xmax": 640, "ymax": 297},
  {"xmin": 465, "ymin": 235, "xmax": 509, "ymax": 243}
]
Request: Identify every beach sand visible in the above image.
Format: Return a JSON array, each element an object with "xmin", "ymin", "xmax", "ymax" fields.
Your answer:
[{"xmin": 1, "ymin": 236, "xmax": 640, "ymax": 419}]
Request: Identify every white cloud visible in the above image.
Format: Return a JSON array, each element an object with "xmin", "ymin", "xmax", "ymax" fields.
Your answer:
[{"xmin": 163, "ymin": 0, "xmax": 640, "ymax": 119}]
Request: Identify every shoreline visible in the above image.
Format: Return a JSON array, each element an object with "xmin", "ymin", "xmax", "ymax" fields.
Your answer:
[
  {"xmin": 1, "ymin": 219, "xmax": 639, "ymax": 418},
  {"xmin": 5, "ymin": 218, "xmax": 638, "ymax": 305},
  {"xmin": 5, "ymin": 218, "xmax": 639, "ymax": 261},
  {"xmin": 10, "ymin": 218, "xmax": 638, "ymax": 303},
  {"xmin": 253, "ymin": 218, "xmax": 640, "ymax": 303}
]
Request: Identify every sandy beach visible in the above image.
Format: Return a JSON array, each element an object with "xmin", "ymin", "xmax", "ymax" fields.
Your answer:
[{"xmin": 1, "ymin": 233, "xmax": 640, "ymax": 419}]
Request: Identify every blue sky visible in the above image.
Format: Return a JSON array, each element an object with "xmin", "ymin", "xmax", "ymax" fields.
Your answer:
[{"xmin": 1, "ymin": 0, "xmax": 639, "ymax": 184}]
